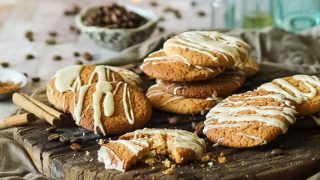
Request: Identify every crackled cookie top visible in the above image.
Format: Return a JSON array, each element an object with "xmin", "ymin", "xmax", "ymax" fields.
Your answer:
[
  {"xmin": 163, "ymin": 31, "xmax": 251, "ymax": 67},
  {"xmin": 203, "ymin": 90, "xmax": 297, "ymax": 148}
]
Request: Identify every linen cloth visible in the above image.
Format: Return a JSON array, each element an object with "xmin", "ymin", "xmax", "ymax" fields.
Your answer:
[{"xmin": 1, "ymin": 26, "xmax": 320, "ymax": 179}]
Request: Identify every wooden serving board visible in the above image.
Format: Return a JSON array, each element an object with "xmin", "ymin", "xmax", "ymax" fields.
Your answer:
[{"xmin": 13, "ymin": 64, "xmax": 320, "ymax": 180}]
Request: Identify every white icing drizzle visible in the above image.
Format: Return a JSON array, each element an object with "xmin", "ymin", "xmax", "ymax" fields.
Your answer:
[
  {"xmin": 310, "ymin": 115, "xmax": 320, "ymax": 126},
  {"xmin": 258, "ymin": 75, "xmax": 320, "ymax": 104},
  {"xmin": 93, "ymin": 82, "xmax": 114, "ymax": 135},
  {"xmin": 127, "ymin": 128, "xmax": 206, "ymax": 159},
  {"xmin": 74, "ymin": 85, "xmax": 90, "ymax": 125},
  {"xmin": 173, "ymin": 86, "xmax": 183, "ymax": 96},
  {"xmin": 54, "ymin": 65, "xmax": 83, "ymax": 93},
  {"xmin": 88, "ymin": 65, "xmax": 107, "ymax": 84},
  {"xmin": 236, "ymin": 133, "xmax": 267, "ymax": 145},
  {"xmin": 122, "ymin": 83, "xmax": 135, "ymax": 124},
  {"xmin": 164, "ymin": 31, "xmax": 250, "ymax": 66},
  {"xmin": 97, "ymin": 146, "xmax": 125, "ymax": 172},
  {"xmin": 212, "ymin": 137, "xmax": 224, "ymax": 147},
  {"xmin": 204, "ymin": 92, "xmax": 297, "ymax": 135}
]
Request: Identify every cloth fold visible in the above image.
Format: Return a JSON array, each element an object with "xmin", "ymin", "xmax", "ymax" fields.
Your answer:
[{"xmin": 1, "ymin": 26, "xmax": 320, "ymax": 179}]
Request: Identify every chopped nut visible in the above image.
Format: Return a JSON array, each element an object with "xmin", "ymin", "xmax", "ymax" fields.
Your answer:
[
  {"xmin": 201, "ymin": 154, "xmax": 211, "ymax": 162},
  {"xmin": 83, "ymin": 52, "xmax": 93, "ymax": 61},
  {"xmin": 217, "ymin": 152, "xmax": 227, "ymax": 164},
  {"xmin": 70, "ymin": 143, "xmax": 81, "ymax": 151},
  {"xmin": 53, "ymin": 55, "xmax": 62, "ymax": 61},
  {"xmin": 25, "ymin": 54, "xmax": 35, "ymax": 60},
  {"xmin": 45, "ymin": 127, "xmax": 57, "ymax": 133},
  {"xmin": 46, "ymin": 39, "xmax": 56, "ymax": 45},
  {"xmin": 48, "ymin": 133, "xmax": 60, "ymax": 141},
  {"xmin": 144, "ymin": 157, "xmax": 158, "ymax": 166},
  {"xmin": 1, "ymin": 62, "xmax": 10, "ymax": 68},
  {"xmin": 163, "ymin": 165, "xmax": 175, "ymax": 175},
  {"xmin": 162, "ymin": 159, "xmax": 171, "ymax": 168},
  {"xmin": 31, "ymin": 77, "xmax": 41, "ymax": 83},
  {"xmin": 271, "ymin": 148, "xmax": 282, "ymax": 156}
]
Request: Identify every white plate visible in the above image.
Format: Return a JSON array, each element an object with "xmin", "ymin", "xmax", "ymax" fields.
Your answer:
[{"xmin": 0, "ymin": 69, "xmax": 28, "ymax": 100}]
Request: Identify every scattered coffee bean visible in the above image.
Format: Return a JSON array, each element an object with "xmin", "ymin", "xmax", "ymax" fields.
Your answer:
[
  {"xmin": 25, "ymin": 31, "xmax": 34, "ymax": 41},
  {"xmin": 64, "ymin": 5, "xmax": 81, "ymax": 16},
  {"xmin": 150, "ymin": 1, "xmax": 158, "ymax": 7},
  {"xmin": 75, "ymin": 60, "xmax": 83, "ymax": 65},
  {"xmin": 59, "ymin": 135, "xmax": 70, "ymax": 144},
  {"xmin": 31, "ymin": 77, "xmax": 41, "ymax": 83},
  {"xmin": 48, "ymin": 133, "xmax": 60, "ymax": 141},
  {"xmin": 191, "ymin": 1, "xmax": 197, "ymax": 6},
  {"xmin": 168, "ymin": 117, "xmax": 180, "ymax": 124},
  {"xmin": 25, "ymin": 54, "xmax": 35, "ymax": 60},
  {"xmin": 23, "ymin": 73, "xmax": 28, "ymax": 77},
  {"xmin": 197, "ymin": 11, "xmax": 206, "ymax": 17},
  {"xmin": 158, "ymin": 26, "xmax": 165, "ymax": 33},
  {"xmin": 53, "ymin": 55, "xmax": 62, "ymax": 61},
  {"xmin": 70, "ymin": 143, "xmax": 81, "ymax": 151},
  {"xmin": 70, "ymin": 137, "xmax": 83, "ymax": 143},
  {"xmin": 46, "ymin": 39, "xmax": 56, "ymax": 45},
  {"xmin": 45, "ymin": 127, "xmax": 57, "ymax": 133},
  {"xmin": 73, "ymin": 51, "xmax": 80, "ymax": 57},
  {"xmin": 164, "ymin": 7, "xmax": 182, "ymax": 19},
  {"xmin": 82, "ymin": 3, "xmax": 147, "ymax": 29},
  {"xmin": 0, "ymin": 62, "xmax": 9, "ymax": 68},
  {"xmin": 159, "ymin": 17, "xmax": 165, "ymax": 22},
  {"xmin": 194, "ymin": 122, "xmax": 204, "ymax": 136},
  {"xmin": 83, "ymin": 52, "xmax": 93, "ymax": 61},
  {"xmin": 69, "ymin": 25, "xmax": 81, "ymax": 34},
  {"xmin": 48, "ymin": 31, "xmax": 58, "ymax": 37},
  {"xmin": 271, "ymin": 148, "xmax": 283, "ymax": 156}
]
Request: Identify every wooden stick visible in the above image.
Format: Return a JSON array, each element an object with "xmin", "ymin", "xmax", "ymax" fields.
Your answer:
[
  {"xmin": 12, "ymin": 93, "xmax": 60, "ymax": 126},
  {"xmin": 0, "ymin": 113, "xmax": 36, "ymax": 130}
]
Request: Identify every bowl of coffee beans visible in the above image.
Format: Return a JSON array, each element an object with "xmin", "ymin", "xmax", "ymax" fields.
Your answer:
[{"xmin": 76, "ymin": 3, "xmax": 158, "ymax": 51}]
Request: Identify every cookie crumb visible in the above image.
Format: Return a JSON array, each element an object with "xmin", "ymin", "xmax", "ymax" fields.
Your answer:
[
  {"xmin": 200, "ymin": 154, "xmax": 210, "ymax": 162},
  {"xmin": 162, "ymin": 159, "xmax": 171, "ymax": 168},
  {"xmin": 144, "ymin": 157, "xmax": 158, "ymax": 166},
  {"xmin": 163, "ymin": 165, "xmax": 175, "ymax": 175},
  {"xmin": 217, "ymin": 152, "xmax": 227, "ymax": 164}
]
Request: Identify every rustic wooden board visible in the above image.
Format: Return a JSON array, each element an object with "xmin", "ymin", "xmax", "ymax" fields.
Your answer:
[{"xmin": 13, "ymin": 64, "xmax": 320, "ymax": 179}]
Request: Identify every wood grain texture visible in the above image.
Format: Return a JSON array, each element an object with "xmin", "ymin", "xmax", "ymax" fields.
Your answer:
[{"xmin": 12, "ymin": 63, "xmax": 320, "ymax": 180}]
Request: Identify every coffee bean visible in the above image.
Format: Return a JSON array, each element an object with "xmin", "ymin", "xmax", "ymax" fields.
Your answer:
[
  {"xmin": 70, "ymin": 137, "xmax": 83, "ymax": 143},
  {"xmin": 48, "ymin": 133, "xmax": 60, "ymax": 141},
  {"xmin": 75, "ymin": 60, "xmax": 83, "ymax": 65},
  {"xmin": 83, "ymin": 52, "xmax": 93, "ymax": 61},
  {"xmin": 23, "ymin": 73, "xmax": 28, "ymax": 77},
  {"xmin": 197, "ymin": 11, "xmax": 206, "ymax": 17},
  {"xmin": 48, "ymin": 31, "xmax": 58, "ymax": 37},
  {"xmin": 46, "ymin": 127, "xmax": 57, "ymax": 133},
  {"xmin": 191, "ymin": 1, "xmax": 197, "ymax": 6},
  {"xmin": 1, "ymin": 62, "xmax": 9, "ymax": 68},
  {"xmin": 31, "ymin": 77, "xmax": 41, "ymax": 83},
  {"xmin": 271, "ymin": 148, "xmax": 282, "ymax": 156},
  {"xmin": 53, "ymin": 55, "xmax": 62, "ymax": 61},
  {"xmin": 25, "ymin": 54, "xmax": 35, "ymax": 60},
  {"xmin": 59, "ymin": 135, "xmax": 70, "ymax": 144},
  {"xmin": 25, "ymin": 31, "xmax": 34, "ymax": 41},
  {"xmin": 158, "ymin": 26, "xmax": 165, "ymax": 33},
  {"xmin": 46, "ymin": 39, "xmax": 56, "ymax": 45},
  {"xmin": 159, "ymin": 17, "xmax": 165, "ymax": 22},
  {"xmin": 73, "ymin": 52, "xmax": 80, "ymax": 57},
  {"xmin": 70, "ymin": 143, "xmax": 81, "ymax": 151},
  {"xmin": 150, "ymin": 1, "xmax": 158, "ymax": 7}
]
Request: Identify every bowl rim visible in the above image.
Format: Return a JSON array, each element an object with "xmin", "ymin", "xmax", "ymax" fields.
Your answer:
[
  {"xmin": 0, "ymin": 69, "xmax": 28, "ymax": 95},
  {"xmin": 76, "ymin": 4, "xmax": 159, "ymax": 33}
]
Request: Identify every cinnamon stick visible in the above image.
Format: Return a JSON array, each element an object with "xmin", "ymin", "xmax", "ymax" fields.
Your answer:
[
  {"xmin": 12, "ymin": 93, "xmax": 60, "ymax": 126},
  {"xmin": 0, "ymin": 113, "xmax": 36, "ymax": 130}
]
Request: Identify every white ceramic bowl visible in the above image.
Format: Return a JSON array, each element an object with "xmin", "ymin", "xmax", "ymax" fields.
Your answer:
[
  {"xmin": 0, "ymin": 69, "xmax": 28, "ymax": 100},
  {"xmin": 76, "ymin": 5, "xmax": 158, "ymax": 51}
]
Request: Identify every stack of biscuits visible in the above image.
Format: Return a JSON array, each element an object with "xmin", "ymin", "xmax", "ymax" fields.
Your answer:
[{"xmin": 141, "ymin": 31, "xmax": 259, "ymax": 115}]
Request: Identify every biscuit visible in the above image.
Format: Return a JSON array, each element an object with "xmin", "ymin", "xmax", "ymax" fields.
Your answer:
[
  {"xmin": 203, "ymin": 90, "xmax": 297, "ymax": 148},
  {"xmin": 163, "ymin": 31, "xmax": 251, "ymax": 67},
  {"xmin": 47, "ymin": 65, "xmax": 152, "ymax": 135},
  {"xmin": 157, "ymin": 67, "xmax": 245, "ymax": 99},
  {"xmin": 146, "ymin": 84, "xmax": 217, "ymax": 115},
  {"xmin": 241, "ymin": 56, "xmax": 259, "ymax": 78},
  {"xmin": 107, "ymin": 66, "xmax": 142, "ymax": 88},
  {"xmin": 120, "ymin": 128, "xmax": 206, "ymax": 164},
  {"xmin": 257, "ymin": 75, "xmax": 320, "ymax": 115},
  {"xmin": 98, "ymin": 139, "xmax": 150, "ymax": 172},
  {"xmin": 140, "ymin": 50, "xmax": 225, "ymax": 82}
]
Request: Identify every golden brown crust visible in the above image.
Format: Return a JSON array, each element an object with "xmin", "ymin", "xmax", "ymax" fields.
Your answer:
[
  {"xmin": 146, "ymin": 84, "xmax": 217, "ymax": 115},
  {"xmin": 241, "ymin": 56, "xmax": 259, "ymax": 78},
  {"xmin": 157, "ymin": 68, "xmax": 245, "ymax": 99},
  {"xmin": 140, "ymin": 50, "xmax": 224, "ymax": 82}
]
